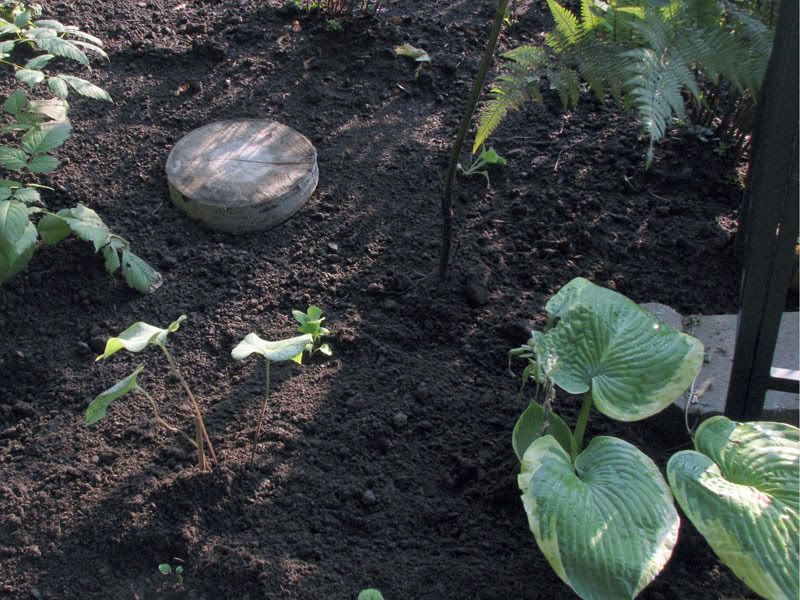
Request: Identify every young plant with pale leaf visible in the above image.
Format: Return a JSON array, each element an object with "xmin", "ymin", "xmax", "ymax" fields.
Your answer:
[
  {"xmin": 510, "ymin": 278, "xmax": 798, "ymax": 600},
  {"xmin": 88, "ymin": 316, "xmax": 217, "ymax": 472},
  {"xmin": 292, "ymin": 304, "xmax": 332, "ymax": 362},
  {"xmin": 231, "ymin": 331, "xmax": 313, "ymax": 465},
  {"xmin": 456, "ymin": 145, "xmax": 507, "ymax": 188}
]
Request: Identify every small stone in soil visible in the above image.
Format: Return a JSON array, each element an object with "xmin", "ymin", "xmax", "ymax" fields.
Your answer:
[
  {"xmin": 361, "ymin": 489, "xmax": 377, "ymax": 506},
  {"xmin": 391, "ymin": 412, "xmax": 408, "ymax": 429}
]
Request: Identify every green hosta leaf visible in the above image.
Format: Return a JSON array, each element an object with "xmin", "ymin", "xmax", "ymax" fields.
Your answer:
[
  {"xmin": 35, "ymin": 36, "xmax": 88, "ymax": 65},
  {"xmin": 21, "ymin": 122, "xmax": 71, "ymax": 155},
  {"xmin": 519, "ymin": 435, "xmax": 679, "ymax": 600},
  {"xmin": 48, "ymin": 76, "xmax": 69, "ymax": 99},
  {"xmin": 85, "ymin": 364, "xmax": 144, "ymax": 425},
  {"xmin": 512, "ymin": 401, "xmax": 576, "ymax": 462},
  {"xmin": 0, "ymin": 200, "xmax": 37, "ymax": 284},
  {"xmin": 96, "ymin": 315, "xmax": 187, "ymax": 361},
  {"xmin": 121, "ymin": 249, "xmax": 163, "ymax": 294},
  {"xmin": 536, "ymin": 277, "xmax": 703, "ymax": 421},
  {"xmin": 37, "ymin": 213, "xmax": 71, "ymax": 245},
  {"xmin": 668, "ymin": 417, "xmax": 799, "ymax": 600},
  {"xmin": 15, "ymin": 68, "xmax": 45, "ymax": 89},
  {"xmin": 26, "ymin": 154, "xmax": 59, "ymax": 174},
  {"xmin": 59, "ymin": 75, "xmax": 111, "ymax": 102},
  {"xmin": 25, "ymin": 53, "xmax": 54, "ymax": 70},
  {"xmin": 0, "ymin": 146, "xmax": 30, "ymax": 170},
  {"xmin": 4, "ymin": 89, "xmax": 28, "ymax": 115},
  {"xmin": 231, "ymin": 333, "xmax": 314, "ymax": 363},
  {"xmin": 357, "ymin": 590, "xmax": 384, "ymax": 600}
]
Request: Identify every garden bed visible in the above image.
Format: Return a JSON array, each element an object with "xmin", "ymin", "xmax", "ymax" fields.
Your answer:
[{"xmin": 0, "ymin": 0, "xmax": 755, "ymax": 597}]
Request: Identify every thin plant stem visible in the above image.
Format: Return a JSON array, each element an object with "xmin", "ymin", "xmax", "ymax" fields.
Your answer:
[
  {"xmin": 139, "ymin": 388, "xmax": 198, "ymax": 450},
  {"xmin": 439, "ymin": 0, "xmax": 510, "ymax": 282},
  {"xmin": 249, "ymin": 359, "xmax": 271, "ymax": 467},
  {"xmin": 160, "ymin": 345, "xmax": 217, "ymax": 471},
  {"xmin": 572, "ymin": 392, "xmax": 593, "ymax": 459}
]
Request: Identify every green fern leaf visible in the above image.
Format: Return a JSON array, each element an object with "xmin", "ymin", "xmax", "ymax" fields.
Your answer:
[{"xmin": 546, "ymin": 0, "xmax": 581, "ymax": 52}]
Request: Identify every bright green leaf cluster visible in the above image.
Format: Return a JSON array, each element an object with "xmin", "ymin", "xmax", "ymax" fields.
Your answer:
[{"xmin": 292, "ymin": 304, "xmax": 332, "ymax": 362}]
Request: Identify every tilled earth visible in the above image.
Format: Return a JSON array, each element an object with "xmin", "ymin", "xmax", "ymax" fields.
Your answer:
[{"xmin": 0, "ymin": 1, "xmax": 753, "ymax": 598}]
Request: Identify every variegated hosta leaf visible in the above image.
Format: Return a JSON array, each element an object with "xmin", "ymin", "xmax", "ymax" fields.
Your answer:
[
  {"xmin": 519, "ymin": 435, "xmax": 679, "ymax": 600},
  {"xmin": 535, "ymin": 277, "xmax": 703, "ymax": 421},
  {"xmin": 668, "ymin": 417, "xmax": 799, "ymax": 600},
  {"xmin": 231, "ymin": 333, "xmax": 313, "ymax": 363},
  {"xmin": 512, "ymin": 401, "xmax": 576, "ymax": 462},
  {"xmin": 96, "ymin": 315, "xmax": 186, "ymax": 361}
]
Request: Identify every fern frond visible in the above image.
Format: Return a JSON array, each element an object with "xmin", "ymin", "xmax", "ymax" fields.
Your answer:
[
  {"xmin": 549, "ymin": 67, "xmax": 580, "ymax": 108},
  {"xmin": 546, "ymin": 0, "xmax": 581, "ymax": 52}
]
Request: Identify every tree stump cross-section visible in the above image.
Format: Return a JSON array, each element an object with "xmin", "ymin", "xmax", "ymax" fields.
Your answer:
[{"xmin": 166, "ymin": 119, "xmax": 318, "ymax": 234}]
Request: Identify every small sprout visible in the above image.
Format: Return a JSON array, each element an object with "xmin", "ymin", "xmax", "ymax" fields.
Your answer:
[
  {"xmin": 457, "ymin": 145, "xmax": 507, "ymax": 188},
  {"xmin": 159, "ymin": 563, "xmax": 184, "ymax": 585},
  {"xmin": 291, "ymin": 305, "xmax": 332, "ymax": 362},
  {"xmin": 89, "ymin": 316, "xmax": 216, "ymax": 471},
  {"xmin": 358, "ymin": 590, "xmax": 384, "ymax": 600},
  {"xmin": 394, "ymin": 43, "xmax": 430, "ymax": 63}
]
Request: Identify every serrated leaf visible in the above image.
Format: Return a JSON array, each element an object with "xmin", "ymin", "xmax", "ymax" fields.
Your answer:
[
  {"xmin": 536, "ymin": 277, "xmax": 704, "ymax": 421},
  {"xmin": 21, "ymin": 122, "xmax": 72, "ymax": 155},
  {"xmin": 35, "ymin": 36, "xmax": 88, "ymax": 65},
  {"xmin": 13, "ymin": 187, "xmax": 40, "ymax": 205},
  {"xmin": 25, "ymin": 53, "xmax": 54, "ymax": 69},
  {"xmin": 47, "ymin": 76, "xmax": 69, "ymax": 99},
  {"xmin": 37, "ymin": 213, "xmax": 71, "ymax": 245},
  {"xmin": 668, "ymin": 417, "xmax": 799, "ymax": 600},
  {"xmin": 0, "ymin": 40, "xmax": 16, "ymax": 54},
  {"xmin": 85, "ymin": 365, "xmax": 144, "ymax": 426},
  {"xmin": 26, "ymin": 154, "xmax": 60, "ymax": 174},
  {"xmin": 29, "ymin": 98, "xmax": 69, "ymax": 121},
  {"xmin": 64, "ymin": 28, "xmax": 104, "ymax": 46},
  {"xmin": 70, "ymin": 40, "xmax": 108, "ymax": 61},
  {"xmin": 102, "ymin": 245, "xmax": 120, "ymax": 274},
  {"xmin": 15, "ymin": 68, "xmax": 45, "ymax": 89},
  {"xmin": 0, "ymin": 200, "xmax": 37, "ymax": 284},
  {"xmin": 519, "ymin": 435, "xmax": 679, "ymax": 600},
  {"xmin": 51, "ymin": 204, "xmax": 110, "ymax": 250},
  {"xmin": 0, "ymin": 24, "xmax": 19, "ymax": 36},
  {"xmin": 231, "ymin": 333, "xmax": 313, "ymax": 363},
  {"xmin": 3, "ymin": 89, "xmax": 28, "ymax": 115},
  {"xmin": 33, "ymin": 19, "xmax": 66, "ymax": 32},
  {"xmin": 96, "ymin": 316, "xmax": 186, "ymax": 361},
  {"xmin": 512, "ymin": 401, "xmax": 576, "ymax": 462},
  {"xmin": 59, "ymin": 75, "xmax": 111, "ymax": 101},
  {"xmin": 0, "ymin": 146, "xmax": 30, "ymax": 171},
  {"xmin": 14, "ymin": 10, "xmax": 31, "ymax": 28},
  {"xmin": 121, "ymin": 249, "xmax": 163, "ymax": 294}
]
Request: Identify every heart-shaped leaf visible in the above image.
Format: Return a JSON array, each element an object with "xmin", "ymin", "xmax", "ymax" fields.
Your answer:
[
  {"xmin": 534, "ymin": 277, "xmax": 703, "ymax": 421},
  {"xmin": 86, "ymin": 364, "xmax": 144, "ymax": 425},
  {"xmin": 231, "ymin": 333, "xmax": 313, "ymax": 363},
  {"xmin": 96, "ymin": 316, "xmax": 186, "ymax": 361},
  {"xmin": 519, "ymin": 435, "xmax": 679, "ymax": 600},
  {"xmin": 512, "ymin": 401, "xmax": 576, "ymax": 461},
  {"xmin": 668, "ymin": 417, "xmax": 799, "ymax": 600}
]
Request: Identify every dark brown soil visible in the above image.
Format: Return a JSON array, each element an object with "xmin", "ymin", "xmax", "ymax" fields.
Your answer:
[{"xmin": 1, "ymin": 1, "xmax": 755, "ymax": 598}]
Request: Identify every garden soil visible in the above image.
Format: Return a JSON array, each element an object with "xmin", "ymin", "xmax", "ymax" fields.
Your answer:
[{"xmin": 0, "ymin": 1, "xmax": 759, "ymax": 598}]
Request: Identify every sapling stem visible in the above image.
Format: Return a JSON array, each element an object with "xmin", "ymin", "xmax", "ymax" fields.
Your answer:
[
  {"xmin": 573, "ymin": 393, "xmax": 593, "ymax": 459},
  {"xmin": 439, "ymin": 0, "xmax": 510, "ymax": 282},
  {"xmin": 159, "ymin": 345, "xmax": 217, "ymax": 471},
  {"xmin": 249, "ymin": 359, "xmax": 271, "ymax": 467},
  {"xmin": 140, "ymin": 388, "xmax": 198, "ymax": 450}
]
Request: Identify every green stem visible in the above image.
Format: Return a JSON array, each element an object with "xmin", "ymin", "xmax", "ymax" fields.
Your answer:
[
  {"xmin": 572, "ymin": 393, "xmax": 593, "ymax": 459},
  {"xmin": 249, "ymin": 360, "xmax": 271, "ymax": 467},
  {"xmin": 160, "ymin": 345, "xmax": 217, "ymax": 471},
  {"xmin": 139, "ymin": 388, "xmax": 198, "ymax": 450},
  {"xmin": 439, "ymin": 0, "xmax": 510, "ymax": 282}
]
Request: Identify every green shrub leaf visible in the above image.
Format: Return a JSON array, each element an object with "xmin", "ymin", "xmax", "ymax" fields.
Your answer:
[
  {"xmin": 35, "ymin": 36, "xmax": 88, "ymax": 65},
  {"xmin": 47, "ymin": 76, "xmax": 69, "ymax": 99},
  {"xmin": 96, "ymin": 316, "xmax": 186, "ymax": 361},
  {"xmin": 121, "ymin": 249, "xmax": 163, "ymax": 294},
  {"xmin": 0, "ymin": 200, "xmax": 37, "ymax": 283},
  {"xmin": 102, "ymin": 244, "xmax": 120, "ymax": 274},
  {"xmin": 13, "ymin": 187, "xmax": 40, "ymax": 205},
  {"xmin": 37, "ymin": 213, "xmax": 72, "ymax": 245},
  {"xmin": 512, "ymin": 401, "xmax": 576, "ymax": 461},
  {"xmin": 85, "ymin": 365, "xmax": 145, "ymax": 425},
  {"xmin": 536, "ymin": 277, "xmax": 703, "ymax": 421},
  {"xmin": 59, "ymin": 75, "xmax": 111, "ymax": 102},
  {"xmin": 50, "ymin": 204, "xmax": 110, "ymax": 250},
  {"xmin": 25, "ymin": 53, "xmax": 55, "ymax": 70},
  {"xmin": 21, "ymin": 122, "xmax": 72, "ymax": 155},
  {"xmin": 231, "ymin": 333, "xmax": 314, "ymax": 363},
  {"xmin": 15, "ymin": 68, "xmax": 45, "ymax": 89},
  {"xmin": 668, "ymin": 417, "xmax": 799, "ymax": 600},
  {"xmin": 26, "ymin": 154, "xmax": 59, "ymax": 174},
  {"xmin": 3, "ymin": 89, "xmax": 28, "ymax": 115},
  {"xmin": 519, "ymin": 435, "xmax": 679, "ymax": 600},
  {"xmin": 0, "ymin": 146, "xmax": 30, "ymax": 170}
]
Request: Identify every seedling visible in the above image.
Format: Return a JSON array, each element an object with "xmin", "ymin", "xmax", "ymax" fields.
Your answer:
[
  {"xmin": 394, "ymin": 43, "xmax": 430, "ymax": 78},
  {"xmin": 357, "ymin": 590, "xmax": 384, "ymax": 600},
  {"xmin": 158, "ymin": 563, "xmax": 184, "ymax": 585},
  {"xmin": 456, "ymin": 145, "xmax": 507, "ymax": 187},
  {"xmin": 291, "ymin": 305, "xmax": 331, "ymax": 362},
  {"xmin": 231, "ymin": 332, "xmax": 313, "ymax": 465},
  {"xmin": 88, "ymin": 316, "xmax": 217, "ymax": 472}
]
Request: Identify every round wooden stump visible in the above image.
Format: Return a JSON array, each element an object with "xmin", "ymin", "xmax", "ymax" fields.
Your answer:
[{"xmin": 166, "ymin": 119, "xmax": 318, "ymax": 234}]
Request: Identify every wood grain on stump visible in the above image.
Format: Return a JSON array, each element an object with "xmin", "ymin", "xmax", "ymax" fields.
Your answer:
[{"xmin": 166, "ymin": 119, "xmax": 318, "ymax": 234}]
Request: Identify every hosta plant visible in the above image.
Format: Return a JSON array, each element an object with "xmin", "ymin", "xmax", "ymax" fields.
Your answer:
[
  {"xmin": 231, "ymin": 331, "xmax": 313, "ymax": 465},
  {"xmin": 512, "ymin": 277, "xmax": 799, "ymax": 599},
  {"xmin": 89, "ymin": 316, "xmax": 217, "ymax": 472},
  {"xmin": 0, "ymin": 1, "xmax": 161, "ymax": 291},
  {"xmin": 668, "ymin": 417, "xmax": 799, "ymax": 600},
  {"xmin": 511, "ymin": 277, "xmax": 703, "ymax": 599}
]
